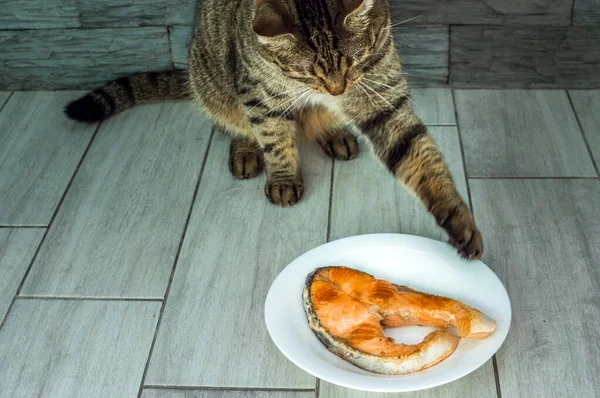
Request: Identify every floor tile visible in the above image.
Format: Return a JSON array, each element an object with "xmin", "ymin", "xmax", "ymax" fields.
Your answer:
[
  {"xmin": 145, "ymin": 133, "xmax": 330, "ymax": 388},
  {"xmin": 20, "ymin": 104, "xmax": 212, "ymax": 298},
  {"xmin": 330, "ymin": 127, "xmax": 469, "ymax": 242},
  {"xmin": 470, "ymin": 179, "xmax": 600, "ymax": 397},
  {"xmin": 411, "ymin": 88, "xmax": 456, "ymax": 125},
  {"xmin": 0, "ymin": 92, "xmax": 96, "ymax": 225},
  {"xmin": 320, "ymin": 360, "xmax": 497, "ymax": 398},
  {"xmin": 142, "ymin": 390, "xmax": 314, "ymax": 398},
  {"xmin": 0, "ymin": 229, "xmax": 44, "ymax": 323},
  {"xmin": 569, "ymin": 90, "xmax": 600, "ymax": 170},
  {"xmin": 455, "ymin": 90, "xmax": 596, "ymax": 177},
  {"xmin": 0, "ymin": 300, "xmax": 160, "ymax": 398}
]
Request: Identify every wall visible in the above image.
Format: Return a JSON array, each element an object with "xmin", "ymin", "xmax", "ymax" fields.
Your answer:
[{"xmin": 0, "ymin": 0, "xmax": 599, "ymax": 89}]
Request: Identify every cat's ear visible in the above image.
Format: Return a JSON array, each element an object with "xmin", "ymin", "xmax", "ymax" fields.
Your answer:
[
  {"xmin": 252, "ymin": 0, "xmax": 294, "ymax": 41},
  {"xmin": 342, "ymin": 0, "xmax": 374, "ymax": 18}
]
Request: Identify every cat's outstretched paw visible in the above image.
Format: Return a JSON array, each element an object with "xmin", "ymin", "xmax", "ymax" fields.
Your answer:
[
  {"xmin": 317, "ymin": 130, "xmax": 359, "ymax": 161},
  {"xmin": 265, "ymin": 177, "xmax": 304, "ymax": 207},
  {"xmin": 229, "ymin": 137, "xmax": 263, "ymax": 180},
  {"xmin": 438, "ymin": 204, "xmax": 484, "ymax": 260}
]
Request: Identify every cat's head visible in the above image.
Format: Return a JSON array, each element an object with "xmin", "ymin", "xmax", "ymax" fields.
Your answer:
[{"xmin": 252, "ymin": 0, "xmax": 391, "ymax": 96}]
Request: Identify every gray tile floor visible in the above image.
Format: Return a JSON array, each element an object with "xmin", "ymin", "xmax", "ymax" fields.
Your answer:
[{"xmin": 0, "ymin": 89, "xmax": 598, "ymax": 398}]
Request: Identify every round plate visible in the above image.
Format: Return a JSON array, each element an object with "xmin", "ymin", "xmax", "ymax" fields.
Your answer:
[{"xmin": 264, "ymin": 234, "xmax": 511, "ymax": 393}]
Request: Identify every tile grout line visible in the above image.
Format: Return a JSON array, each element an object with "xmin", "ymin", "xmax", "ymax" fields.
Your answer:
[
  {"xmin": 465, "ymin": 189, "xmax": 504, "ymax": 398},
  {"xmin": 469, "ymin": 176, "xmax": 598, "ymax": 180},
  {"xmin": 166, "ymin": 26, "xmax": 175, "ymax": 70},
  {"xmin": 0, "ymin": 226, "xmax": 47, "ymax": 229},
  {"xmin": 566, "ymin": 90, "xmax": 600, "ymax": 178},
  {"xmin": 0, "ymin": 92, "xmax": 15, "ymax": 113},
  {"xmin": 0, "ymin": 121, "xmax": 102, "ymax": 331},
  {"xmin": 17, "ymin": 296, "xmax": 163, "ymax": 302},
  {"xmin": 452, "ymin": 89, "xmax": 502, "ymax": 398},
  {"xmin": 427, "ymin": 122, "xmax": 458, "ymax": 127},
  {"xmin": 144, "ymin": 385, "xmax": 317, "ymax": 392},
  {"xmin": 136, "ymin": 126, "xmax": 216, "ymax": 398},
  {"xmin": 451, "ymin": 89, "xmax": 474, "ymax": 208},
  {"xmin": 446, "ymin": 25, "xmax": 451, "ymax": 86},
  {"xmin": 0, "ymin": 26, "xmax": 167, "ymax": 32},
  {"xmin": 326, "ymin": 158, "xmax": 335, "ymax": 244},
  {"xmin": 493, "ymin": 356, "xmax": 503, "ymax": 398},
  {"xmin": 318, "ymin": 155, "xmax": 336, "ymax": 398},
  {"xmin": 75, "ymin": 0, "xmax": 83, "ymax": 22}
]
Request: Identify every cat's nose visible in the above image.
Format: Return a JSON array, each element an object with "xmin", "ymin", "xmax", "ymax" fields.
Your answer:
[{"xmin": 325, "ymin": 81, "xmax": 346, "ymax": 96}]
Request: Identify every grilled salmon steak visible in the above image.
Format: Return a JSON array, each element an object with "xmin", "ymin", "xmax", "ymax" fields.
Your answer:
[{"xmin": 303, "ymin": 266, "xmax": 496, "ymax": 375}]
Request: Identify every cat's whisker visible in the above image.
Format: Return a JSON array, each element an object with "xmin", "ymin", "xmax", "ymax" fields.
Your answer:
[
  {"xmin": 371, "ymin": 69, "xmax": 411, "ymax": 77},
  {"xmin": 405, "ymin": 96, "xmax": 424, "ymax": 114},
  {"xmin": 248, "ymin": 86, "xmax": 305, "ymax": 113},
  {"xmin": 356, "ymin": 83, "xmax": 380, "ymax": 110},
  {"xmin": 262, "ymin": 96, "xmax": 295, "ymax": 116},
  {"xmin": 279, "ymin": 85, "xmax": 308, "ymax": 96},
  {"xmin": 271, "ymin": 85, "xmax": 307, "ymax": 98},
  {"xmin": 277, "ymin": 89, "xmax": 310, "ymax": 121},
  {"xmin": 362, "ymin": 78, "xmax": 424, "ymax": 113},
  {"xmin": 289, "ymin": 90, "xmax": 312, "ymax": 116},
  {"xmin": 361, "ymin": 82, "xmax": 398, "ymax": 112},
  {"xmin": 390, "ymin": 14, "xmax": 423, "ymax": 28},
  {"xmin": 303, "ymin": 92, "xmax": 316, "ymax": 109},
  {"xmin": 403, "ymin": 90, "xmax": 423, "ymax": 100},
  {"xmin": 361, "ymin": 56, "xmax": 411, "ymax": 78},
  {"xmin": 364, "ymin": 52, "xmax": 391, "ymax": 59},
  {"xmin": 266, "ymin": 88, "xmax": 308, "ymax": 115},
  {"xmin": 360, "ymin": 84, "xmax": 386, "ymax": 115},
  {"xmin": 279, "ymin": 90, "xmax": 308, "ymax": 115},
  {"xmin": 362, "ymin": 77, "xmax": 409, "ymax": 96}
]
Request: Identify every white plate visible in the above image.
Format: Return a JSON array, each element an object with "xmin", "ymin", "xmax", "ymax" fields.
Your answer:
[{"xmin": 265, "ymin": 234, "xmax": 511, "ymax": 393}]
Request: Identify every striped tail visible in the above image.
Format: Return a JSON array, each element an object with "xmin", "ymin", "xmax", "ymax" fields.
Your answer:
[{"xmin": 64, "ymin": 70, "xmax": 191, "ymax": 123}]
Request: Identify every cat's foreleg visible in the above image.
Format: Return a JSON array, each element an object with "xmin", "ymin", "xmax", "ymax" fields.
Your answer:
[
  {"xmin": 353, "ymin": 91, "xmax": 483, "ymax": 259},
  {"xmin": 245, "ymin": 105, "xmax": 304, "ymax": 207}
]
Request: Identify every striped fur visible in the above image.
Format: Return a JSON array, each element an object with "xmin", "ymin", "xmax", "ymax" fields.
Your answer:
[
  {"xmin": 65, "ymin": 70, "xmax": 190, "ymax": 122},
  {"xmin": 63, "ymin": 0, "xmax": 483, "ymax": 258}
]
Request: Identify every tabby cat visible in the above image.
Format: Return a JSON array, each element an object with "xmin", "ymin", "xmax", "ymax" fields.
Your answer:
[{"xmin": 64, "ymin": 0, "xmax": 483, "ymax": 260}]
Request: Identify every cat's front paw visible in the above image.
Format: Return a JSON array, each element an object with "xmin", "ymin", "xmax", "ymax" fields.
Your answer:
[
  {"xmin": 265, "ymin": 176, "xmax": 304, "ymax": 207},
  {"xmin": 316, "ymin": 130, "xmax": 359, "ymax": 161},
  {"xmin": 229, "ymin": 138, "xmax": 263, "ymax": 179},
  {"xmin": 438, "ymin": 204, "xmax": 484, "ymax": 260}
]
